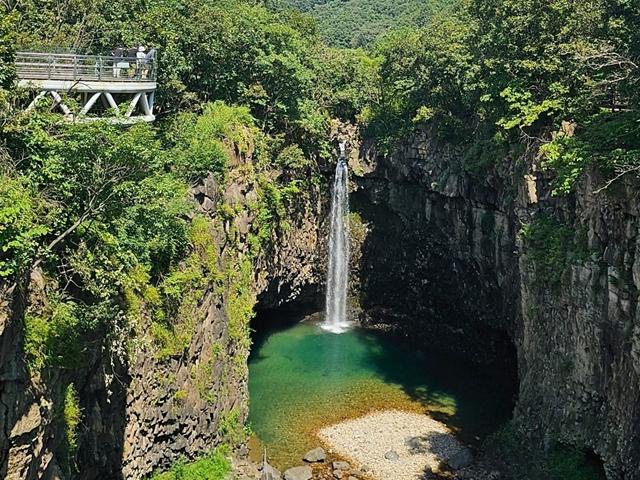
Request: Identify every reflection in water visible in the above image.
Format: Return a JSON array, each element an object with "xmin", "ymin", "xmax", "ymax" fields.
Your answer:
[{"xmin": 248, "ymin": 314, "xmax": 515, "ymax": 469}]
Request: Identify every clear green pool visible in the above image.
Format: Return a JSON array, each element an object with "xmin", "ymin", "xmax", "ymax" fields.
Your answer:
[{"xmin": 248, "ymin": 313, "xmax": 515, "ymax": 469}]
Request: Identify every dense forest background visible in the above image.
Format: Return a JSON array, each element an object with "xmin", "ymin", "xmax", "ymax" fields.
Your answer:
[
  {"xmin": 1, "ymin": 0, "xmax": 639, "ymax": 478},
  {"xmin": 267, "ymin": 0, "xmax": 452, "ymax": 47}
]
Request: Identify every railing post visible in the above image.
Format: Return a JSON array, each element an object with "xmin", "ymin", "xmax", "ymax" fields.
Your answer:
[
  {"xmin": 73, "ymin": 55, "xmax": 77, "ymax": 80},
  {"xmin": 48, "ymin": 54, "xmax": 53, "ymax": 80},
  {"xmin": 97, "ymin": 56, "xmax": 102, "ymax": 80}
]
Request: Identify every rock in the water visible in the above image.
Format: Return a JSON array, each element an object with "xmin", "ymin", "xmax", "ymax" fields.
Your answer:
[
  {"xmin": 332, "ymin": 461, "xmax": 350, "ymax": 471},
  {"xmin": 384, "ymin": 450, "xmax": 399, "ymax": 461},
  {"xmin": 446, "ymin": 447, "xmax": 473, "ymax": 470},
  {"xmin": 284, "ymin": 466, "xmax": 313, "ymax": 480},
  {"xmin": 303, "ymin": 447, "xmax": 326, "ymax": 463}
]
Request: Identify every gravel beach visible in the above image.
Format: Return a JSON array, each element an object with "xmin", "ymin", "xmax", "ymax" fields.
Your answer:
[{"xmin": 318, "ymin": 410, "xmax": 466, "ymax": 480}]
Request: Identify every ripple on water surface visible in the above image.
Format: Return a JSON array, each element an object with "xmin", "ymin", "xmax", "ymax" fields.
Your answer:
[{"xmin": 248, "ymin": 314, "xmax": 515, "ymax": 469}]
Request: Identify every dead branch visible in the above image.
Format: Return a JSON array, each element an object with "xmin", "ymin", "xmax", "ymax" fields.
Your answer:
[{"xmin": 593, "ymin": 164, "xmax": 640, "ymax": 194}]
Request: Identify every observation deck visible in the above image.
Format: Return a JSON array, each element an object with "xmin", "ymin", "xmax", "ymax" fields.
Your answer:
[{"xmin": 16, "ymin": 51, "xmax": 157, "ymax": 122}]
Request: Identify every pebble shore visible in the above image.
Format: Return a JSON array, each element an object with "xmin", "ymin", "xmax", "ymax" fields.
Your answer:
[{"xmin": 318, "ymin": 410, "xmax": 465, "ymax": 480}]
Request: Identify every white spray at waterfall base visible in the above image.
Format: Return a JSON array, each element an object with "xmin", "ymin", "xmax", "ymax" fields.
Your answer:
[{"xmin": 322, "ymin": 143, "xmax": 351, "ymax": 334}]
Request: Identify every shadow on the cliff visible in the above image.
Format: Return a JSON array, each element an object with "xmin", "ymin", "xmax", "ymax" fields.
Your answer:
[
  {"xmin": 349, "ymin": 176, "xmax": 519, "ymax": 443},
  {"xmin": 0, "ymin": 283, "xmax": 131, "ymax": 480},
  {"xmin": 250, "ymin": 300, "xmax": 319, "ymax": 361}
]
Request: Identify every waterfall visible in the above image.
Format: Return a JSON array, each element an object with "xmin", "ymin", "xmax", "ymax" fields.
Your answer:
[{"xmin": 322, "ymin": 143, "xmax": 350, "ymax": 333}]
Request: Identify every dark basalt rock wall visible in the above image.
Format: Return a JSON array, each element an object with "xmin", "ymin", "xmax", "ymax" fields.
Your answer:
[
  {"xmin": 3, "ymin": 125, "xmax": 639, "ymax": 480},
  {"xmin": 349, "ymin": 129, "xmax": 640, "ymax": 479},
  {"xmin": 351, "ymin": 132, "xmax": 520, "ymax": 364},
  {"xmin": 0, "ymin": 171, "xmax": 327, "ymax": 480}
]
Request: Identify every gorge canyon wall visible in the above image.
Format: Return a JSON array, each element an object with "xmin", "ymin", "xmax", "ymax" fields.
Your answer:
[
  {"xmin": 0, "ymin": 157, "xmax": 327, "ymax": 480},
  {"xmin": 350, "ymin": 129, "xmax": 640, "ymax": 479},
  {"xmin": 2, "ymin": 127, "xmax": 639, "ymax": 480}
]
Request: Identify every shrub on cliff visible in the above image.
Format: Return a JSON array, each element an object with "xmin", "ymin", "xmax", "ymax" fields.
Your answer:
[{"xmin": 150, "ymin": 448, "xmax": 231, "ymax": 480}]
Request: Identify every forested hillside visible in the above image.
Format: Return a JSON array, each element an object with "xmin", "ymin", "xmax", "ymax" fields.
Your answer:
[
  {"xmin": 268, "ymin": 0, "xmax": 452, "ymax": 47},
  {"xmin": 2, "ymin": 0, "xmax": 640, "ymax": 479}
]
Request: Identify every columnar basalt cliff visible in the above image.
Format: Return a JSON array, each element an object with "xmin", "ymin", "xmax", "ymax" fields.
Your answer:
[
  {"xmin": 350, "ymin": 129, "xmax": 640, "ymax": 479},
  {"xmin": 0, "ymin": 159, "xmax": 327, "ymax": 479},
  {"xmin": 2, "ymin": 124, "xmax": 639, "ymax": 480}
]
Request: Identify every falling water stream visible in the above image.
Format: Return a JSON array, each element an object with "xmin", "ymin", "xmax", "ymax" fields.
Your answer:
[
  {"xmin": 322, "ymin": 142, "xmax": 351, "ymax": 333},
  {"xmin": 248, "ymin": 146, "xmax": 518, "ymax": 470}
]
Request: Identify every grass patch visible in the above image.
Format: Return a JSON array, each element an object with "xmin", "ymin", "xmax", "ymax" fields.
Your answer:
[
  {"xmin": 219, "ymin": 407, "xmax": 247, "ymax": 446},
  {"xmin": 64, "ymin": 383, "xmax": 82, "ymax": 455},
  {"xmin": 225, "ymin": 259, "xmax": 255, "ymax": 366},
  {"xmin": 59, "ymin": 383, "xmax": 82, "ymax": 477},
  {"xmin": 149, "ymin": 448, "xmax": 231, "ymax": 480}
]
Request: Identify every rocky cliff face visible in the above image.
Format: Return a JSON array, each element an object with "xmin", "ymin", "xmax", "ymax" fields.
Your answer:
[
  {"xmin": 4, "ymin": 123, "xmax": 638, "ymax": 480},
  {"xmin": 350, "ymin": 129, "xmax": 640, "ymax": 479},
  {"xmin": 0, "ymin": 161, "xmax": 327, "ymax": 479}
]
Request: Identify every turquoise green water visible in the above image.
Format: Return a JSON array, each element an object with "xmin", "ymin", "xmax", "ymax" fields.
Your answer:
[{"xmin": 248, "ymin": 314, "xmax": 515, "ymax": 469}]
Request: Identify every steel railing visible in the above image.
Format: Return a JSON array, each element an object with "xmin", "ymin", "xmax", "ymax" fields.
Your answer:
[{"xmin": 15, "ymin": 52, "xmax": 157, "ymax": 83}]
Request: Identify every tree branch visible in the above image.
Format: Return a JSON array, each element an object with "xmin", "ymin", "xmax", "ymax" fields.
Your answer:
[{"xmin": 593, "ymin": 164, "xmax": 640, "ymax": 194}]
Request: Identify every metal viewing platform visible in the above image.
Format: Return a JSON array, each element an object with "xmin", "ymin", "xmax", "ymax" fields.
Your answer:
[{"xmin": 16, "ymin": 51, "xmax": 158, "ymax": 122}]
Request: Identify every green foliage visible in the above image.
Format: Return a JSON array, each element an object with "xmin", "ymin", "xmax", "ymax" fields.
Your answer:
[
  {"xmin": 191, "ymin": 355, "xmax": 218, "ymax": 403},
  {"xmin": 2, "ymin": 116, "xmax": 185, "ymax": 286},
  {"xmin": 270, "ymin": 0, "xmax": 453, "ymax": 48},
  {"xmin": 225, "ymin": 259, "xmax": 255, "ymax": 358},
  {"xmin": 23, "ymin": 294, "xmax": 83, "ymax": 372},
  {"xmin": 173, "ymin": 390, "xmax": 188, "ymax": 402},
  {"xmin": 114, "ymin": 173, "xmax": 191, "ymax": 276},
  {"xmin": 151, "ymin": 261, "xmax": 201, "ymax": 360},
  {"xmin": 367, "ymin": 14, "xmax": 475, "ymax": 147},
  {"xmin": 520, "ymin": 215, "xmax": 590, "ymax": 289},
  {"xmin": 1, "ymin": 113, "xmax": 203, "ymax": 372},
  {"xmin": 0, "ymin": 7, "xmax": 17, "ymax": 100},
  {"xmin": 0, "ymin": 176, "xmax": 49, "ymax": 277},
  {"xmin": 148, "ymin": 215, "xmax": 222, "ymax": 360},
  {"xmin": 218, "ymin": 407, "xmax": 247, "ymax": 446},
  {"xmin": 362, "ymin": 0, "xmax": 640, "ymax": 189},
  {"xmin": 348, "ymin": 211, "xmax": 367, "ymax": 246},
  {"xmin": 313, "ymin": 47, "xmax": 381, "ymax": 122},
  {"xmin": 276, "ymin": 144, "xmax": 310, "ymax": 171},
  {"xmin": 63, "ymin": 383, "xmax": 82, "ymax": 457},
  {"xmin": 128, "ymin": 0, "xmax": 324, "ymax": 138},
  {"xmin": 166, "ymin": 102, "xmax": 257, "ymax": 182},
  {"xmin": 150, "ymin": 448, "xmax": 231, "ymax": 480},
  {"xmin": 541, "ymin": 112, "xmax": 640, "ymax": 195}
]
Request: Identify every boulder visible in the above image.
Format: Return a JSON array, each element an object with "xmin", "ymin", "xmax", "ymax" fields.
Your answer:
[
  {"xmin": 284, "ymin": 466, "xmax": 312, "ymax": 480},
  {"xmin": 384, "ymin": 450, "xmax": 399, "ymax": 461},
  {"xmin": 446, "ymin": 447, "xmax": 473, "ymax": 470},
  {"xmin": 261, "ymin": 461, "xmax": 282, "ymax": 480},
  {"xmin": 201, "ymin": 196, "xmax": 216, "ymax": 212},
  {"xmin": 202, "ymin": 173, "xmax": 218, "ymax": 200},
  {"xmin": 332, "ymin": 461, "xmax": 350, "ymax": 471},
  {"xmin": 303, "ymin": 447, "xmax": 326, "ymax": 463}
]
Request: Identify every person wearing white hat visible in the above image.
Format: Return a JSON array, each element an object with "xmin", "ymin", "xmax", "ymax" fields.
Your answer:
[{"xmin": 136, "ymin": 46, "xmax": 146, "ymax": 78}]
